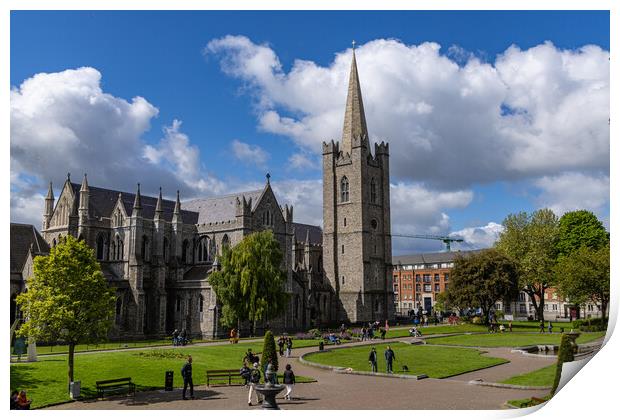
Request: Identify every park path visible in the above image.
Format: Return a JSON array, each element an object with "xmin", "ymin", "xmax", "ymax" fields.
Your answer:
[{"xmin": 47, "ymin": 332, "xmax": 560, "ymax": 410}]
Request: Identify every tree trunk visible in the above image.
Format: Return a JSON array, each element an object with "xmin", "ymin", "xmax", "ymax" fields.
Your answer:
[
  {"xmin": 537, "ymin": 293, "xmax": 545, "ymax": 323},
  {"xmin": 68, "ymin": 342, "xmax": 75, "ymax": 388},
  {"xmin": 601, "ymin": 299, "xmax": 608, "ymax": 322}
]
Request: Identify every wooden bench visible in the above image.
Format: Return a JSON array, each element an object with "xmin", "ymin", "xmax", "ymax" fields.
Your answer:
[
  {"xmin": 206, "ymin": 369, "xmax": 244, "ymax": 387},
  {"xmin": 96, "ymin": 377, "xmax": 136, "ymax": 399}
]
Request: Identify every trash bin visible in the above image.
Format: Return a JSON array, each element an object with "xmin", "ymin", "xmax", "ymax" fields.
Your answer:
[
  {"xmin": 165, "ymin": 370, "xmax": 174, "ymax": 391},
  {"xmin": 69, "ymin": 381, "xmax": 81, "ymax": 399},
  {"xmin": 319, "ymin": 341, "xmax": 324, "ymax": 351}
]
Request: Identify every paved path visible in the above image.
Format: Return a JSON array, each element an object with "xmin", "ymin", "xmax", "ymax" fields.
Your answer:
[{"xmin": 48, "ymin": 335, "xmax": 558, "ymax": 410}]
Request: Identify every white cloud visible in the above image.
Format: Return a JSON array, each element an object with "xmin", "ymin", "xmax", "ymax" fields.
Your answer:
[
  {"xmin": 450, "ymin": 222, "xmax": 504, "ymax": 251},
  {"xmin": 10, "ymin": 67, "xmax": 225, "ymax": 225},
  {"xmin": 287, "ymin": 152, "xmax": 319, "ymax": 171},
  {"xmin": 230, "ymin": 139, "xmax": 270, "ymax": 168},
  {"xmin": 206, "ymin": 36, "xmax": 609, "ymax": 190},
  {"xmin": 533, "ymin": 172, "xmax": 610, "ymax": 218}
]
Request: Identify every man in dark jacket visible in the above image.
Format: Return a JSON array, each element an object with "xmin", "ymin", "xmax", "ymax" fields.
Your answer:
[
  {"xmin": 384, "ymin": 346, "xmax": 396, "ymax": 374},
  {"xmin": 248, "ymin": 362, "xmax": 262, "ymax": 406},
  {"xmin": 181, "ymin": 355, "xmax": 194, "ymax": 400},
  {"xmin": 283, "ymin": 364, "xmax": 296, "ymax": 400},
  {"xmin": 240, "ymin": 361, "xmax": 251, "ymax": 387},
  {"xmin": 368, "ymin": 347, "xmax": 378, "ymax": 372}
]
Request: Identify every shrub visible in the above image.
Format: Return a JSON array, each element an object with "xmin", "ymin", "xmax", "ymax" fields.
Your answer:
[
  {"xmin": 552, "ymin": 333, "xmax": 578, "ymax": 394},
  {"xmin": 471, "ymin": 316, "xmax": 484, "ymax": 324},
  {"xmin": 494, "ymin": 310, "xmax": 505, "ymax": 320},
  {"xmin": 262, "ymin": 330, "xmax": 278, "ymax": 372},
  {"xmin": 308, "ymin": 328, "xmax": 322, "ymax": 338},
  {"xmin": 572, "ymin": 317, "xmax": 607, "ymax": 332}
]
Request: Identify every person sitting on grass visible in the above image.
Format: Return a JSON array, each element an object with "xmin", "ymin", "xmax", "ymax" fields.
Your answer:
[{"xmin": 16, "ymin": 390, "xmax": 31, "ymax": 410}]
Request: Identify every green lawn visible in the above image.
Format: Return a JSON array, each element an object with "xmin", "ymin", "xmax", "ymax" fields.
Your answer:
[
  {"xmin": 501, "ymin": 364, "xmax": 556, "ymax": 387},
  {"xmin": 304, "ymin": 342, "xmax": 507, "ymax": 378},
  {"xmin": 11, "ymin": 343, "xmax": 314, "ymax": 409},
  {"xmin": 425, "ymin": 331, "xmax": 605, "ymax": 347},
  {"xmin": 383, "ymin": 321, "xmax": 555, "ymax": 339}
]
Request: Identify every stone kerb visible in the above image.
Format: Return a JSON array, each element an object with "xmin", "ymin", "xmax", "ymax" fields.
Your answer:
[{"xmin": 468, "ymin": 379, "xmax": 551, "ymax": 391}]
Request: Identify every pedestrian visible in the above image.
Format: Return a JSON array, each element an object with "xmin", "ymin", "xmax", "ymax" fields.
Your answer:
[
  {"xmin": 380, "ymin": 327, "xmax": 386, "ymax": 340},
  {"xmin": 244, "ymin": 348, "xmax": 258, "ymax": 365},
  {"xmin": 286, "ymin": 336, "xmax": 293, "ymax": 357},
  {"xmin": 368, "ymin": 347, "xmax": 378, "ymax": 372},
  {"xmin": 180, "ymin": 328, "xmax": 187, "ymax": 345},
  {"xmin": 180, "ymin": 355, "xmax": 194, "ymax": 400},
  {"xmin": 283, "ymin": 364, "xmax": 296, "ymax": 400},
  {"xmin": 340, "ymin": 323, "xmax": 346, "ymax": 335},
  {"xmin": 361, "ymin": 326, "xmax": 367, "ymax": 341},
  {"xmin": 539, "ymin": 319, "xmax": 544, "ymax": 333},
  {"xmin": 548, "ymin": 321, "xmax": 553, "ymax": 334},
  {"xmin": 278, "ymin": 336, "xmax": 285, "ymax": 356},
  {"xmin": 384, "ymin": 346, "xmax": 396, "ymax": 374},
  {"xmin": 248, "ymin": 362, "xmax": 262, "ymax": 406},
  {"xmin": 172, "ymin": 329, "xmax": 179, "ymax": 346},
  {"xmin": 230, "ymin": 328, "xmax": 236, "ymax": 344},
  {"xmin": 240, "ymin": 361, "xmax": 251, "ymax": 387},
  {"xmin": 508, "ymin": 320, "xmax": 513, "ymax": 332}
]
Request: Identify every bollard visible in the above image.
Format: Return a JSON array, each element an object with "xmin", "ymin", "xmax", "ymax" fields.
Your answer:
[
  {"xmin": 319, "ymin": 341, "xmax": 324, "ymax": 351},
  {"xmin": 165, "ymin": 370, "xmax": 174, "ymax": 391}
]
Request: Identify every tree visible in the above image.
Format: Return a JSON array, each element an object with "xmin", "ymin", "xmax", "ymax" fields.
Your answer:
[
  {"xmin": 16, "ymin": 235, "xmax": 115, "ymax": 387},
  {"xmin": 555, "ymin": 243, "xmax": 610, "ymax": 321},
  {"xmin": 261, "ymin": 330, "xmax": 278, "ymax": 373},
  {"xmin": 445, "ymin": 249, "xmax": 519, "ymax": 323},
  {"xmin": 557, "ymin": 210, "xmax": 609, "ymax": 257},
  {"xmin": 495, "ymin": 209, "xmax": 559, "ymax": 322},
  {"xmin": 208, "ymin": 230, "xmax": 289, "ymax": 335}
]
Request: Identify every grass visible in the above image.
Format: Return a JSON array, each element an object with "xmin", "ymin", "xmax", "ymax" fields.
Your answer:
[
  {"xmin": 383, "ymin": 321, "xmax": 560, "ymax": 339},
  {"xmin": 425, "ymin": 331, "xmax": 605, "ymax": 348},
  {"xmin": 507, "ymin": 395, "xmax": 551, "ymax": 408},
  {"xmin": 304, "ymin": 342, "xmax": 508, "ymax": 378},
  {"xmin": 11, "ymin": 342, "xmax": 315, "ymax": 409},
  {"xmin": 501, "ymin": 364, "xmax": 556, "ymax": 387}
]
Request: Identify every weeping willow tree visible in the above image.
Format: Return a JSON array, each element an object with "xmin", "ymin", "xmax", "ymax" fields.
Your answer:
[{"xmin": 209, "ymin": 230, "xmax": 289, "ymax": 336}]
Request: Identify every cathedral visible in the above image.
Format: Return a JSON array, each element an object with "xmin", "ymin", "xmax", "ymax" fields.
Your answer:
[{"xmin": 13, "ymin": 48, "xmax": 394, "ymax": 339}]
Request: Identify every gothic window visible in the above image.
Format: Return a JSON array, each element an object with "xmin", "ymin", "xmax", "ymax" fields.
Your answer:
[
  {"xmin": 221, "ymin": 234, "xmax": 230, "ymax": 251},
  {"xmin": 197, "ymin": 236, "xmax": 212, "ymax": 262},
  {"xmin": 118, "ymin": 239, "xmax": 124, "ymax": 260},
  {"xmin": 163, "ymin": 237, "xmax": 169, "ymax": 263},
  {"xmin": 370, "ymin": 178, "xmax": 377, "ymax": 203},
  {"xmin": 371, "ymin": 219, "xmax": 378, "ymax": 229},
  {"xmin": 96, "ymin": 234, "xmax": 105, "ymax": 260},
  {"xmin": 342, "ymin": 276, "xmax": 345, "ymax": 285},
  {"xmin": 343, "ymin": 217, "xmax": 347, "ymax": 227},
  {"xmin": 111, "ymin": 241, "xmax": 116, "ymax": 260},
  {"xmin": 295, "ymin": 295, "xmax": 300, "ymax": 319},
  {"xmin": 182, "ymin": 239, "xmax": 188, "ymax": 263},
  {"xmin": 144, "ymin": 236, "xmax": 151, "ymax": 261},
  {"xmin": 115, "ymin": 296, "xmax": 123, "ymax": 324},
  {"xmin": 340, "ymin": 176, "xmax": 349, "ymax": 203},
  {"xmin": 263, "ymin": 209, "xmax": 273, "ymax": 226},
  {"xmin": 199, "ymin": 295, "xmax": 204, "ymax": 313},
  {"xmin": 176, "ymin": 296, "xmax": 181, "ymax": 312},
  {"xmin": 341, "ymin": 244, "xmax": 344, "ymax": 254},
  {"xmin": 318, "ymin": 256, "xmax": 323, "ymax": 270}
]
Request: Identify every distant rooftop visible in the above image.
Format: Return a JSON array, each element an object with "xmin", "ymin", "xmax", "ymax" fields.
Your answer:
[{"xmin": 392, "ymin": 249, "xmax": 484, "ymax": 266}]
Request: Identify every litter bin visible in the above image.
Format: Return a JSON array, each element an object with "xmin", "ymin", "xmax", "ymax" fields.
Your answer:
[
  {"xmin": 319, "ymin": 341, "xmax": 324, "ymax": 351},
  {"xmin": 165, "ymin": 370, "xmax": 174, "ymax": 391},
  {"xmin": 69, "ymin": 381, "xmax": 81, "ymax": 399}
]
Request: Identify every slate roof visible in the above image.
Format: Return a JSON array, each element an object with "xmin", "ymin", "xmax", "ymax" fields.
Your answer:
[
  {"xmin": 292, "ymin": 222, "xmax": 323, "ymax": 245},
  {"xmin": 69, "ymin": 183, "xmax": 199, "ymax": 224},
  {"xmin": 392, "ymin": 249, "xmax": 483, "ymax": 266},
  {"xmin": 10, "ymin": 223, "xmax": 50, "ymax": 273},
  {"xmin": 183, "ymin": 190, "xmax": 264, "ymax": 225},
  {"xmin": 183, "ymin": 266, "xmax": 212, "ymax": 281}
]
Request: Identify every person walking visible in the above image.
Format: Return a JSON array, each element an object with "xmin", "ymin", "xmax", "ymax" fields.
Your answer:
[
  {"xmin": 368, "ymin": 347, "xmax": 378, "ymax": 372},
  {"xmin": 548, "ymin": 321, "xmax": 553, "ymax": 334},
  {"xmin": 181, "ymin": 355, "xmax": 194, "ymax": 400},
  {"xmin": 384, "ymin": 346, "xmax": 396, "ymax": 374},
  {"xmin": 248, "ymin": 362, "xmax": 262, "ymax": 406},
  {"xmin": 172, "ymin": 329, "xmax": 179, "ymax": 346},
  {"xmin": 539, "ymin": 319, "xmax": 545, "ymax": 333},
  {"xmin": 380, "ymin": 327, "xmax": 386, "ymax": 340},
  {"xmin": 285, "ymin": 337, "xmax": 293, "ymax": 358},
  {"xmin": 508, "ymin": 320, "xmax": 513, "ymax": 332},
  {"xmin": 278, "ymin": 336, "xmax": 285, "ymax": 357},
  {"xmin": 283, "ymin": 364, "xmax": 296, "ymax": 400}
]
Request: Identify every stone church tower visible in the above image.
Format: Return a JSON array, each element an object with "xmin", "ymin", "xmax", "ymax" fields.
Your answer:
[{"xmin": 322, "ymin": 46, "xmax": 394, "ymax": 323}]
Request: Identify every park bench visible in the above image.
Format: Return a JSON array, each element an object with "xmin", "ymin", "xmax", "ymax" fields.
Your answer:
[
  {"xmin": 95, "ymin": 377, "xmax": 136, "ymax": 399},
  {"xmin": 206, "ymin": 369, "xmax": 244, "ymax": 387}
]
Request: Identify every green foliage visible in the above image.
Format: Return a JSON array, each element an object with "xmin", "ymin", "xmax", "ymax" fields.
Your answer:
[
  {"xmin": 552, "ymin": 333, "xmax": 578, "ymax": 394},
  {"xmin": 557, "ymin": 210, "xmax": 609, "ymax": 257},
  {"xmin": 16, "ymin": 235, "xmax": 115, "ymax": 385},
  {"xmin": 445, "ymin": 249, "xmax": 519, "ymax": 323},
  {"xmin": 208, "ymin": 231, "xmax": 289, "ymax": 329},
  {"xmin": 308, "ymin": 328, "xmax": 322, "ymax": 338},
  {"xmin": 572, "ymin": 317, "xmax": 608, "ymax": 332},
  {"xmin": 136, "ymin": 350, "xmax": 189, "ymax": 359},
  {"xmin": 495, "ymin": 209, "xmax": 559, "ymax": 321},
  {"xmin": 555, "ymin": 244, "xmax": 610, "ymax": 319},
  {"xmin": 261, "ymin": 330, "xmax": 278, "ymax": 372},
  {"xmin": 433, "ymin": 292, "xmax": 446, "ymax": 313}
]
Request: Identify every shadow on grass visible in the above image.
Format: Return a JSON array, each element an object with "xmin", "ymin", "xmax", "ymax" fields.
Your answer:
[{"xmin": 10, "ymin": 364, "xmax": 49, "ymax": 391}]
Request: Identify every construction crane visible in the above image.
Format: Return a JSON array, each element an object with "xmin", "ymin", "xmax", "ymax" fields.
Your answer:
[{"xmin": 392, "ymin": 234, "xmax": 464, "ymax": 252}]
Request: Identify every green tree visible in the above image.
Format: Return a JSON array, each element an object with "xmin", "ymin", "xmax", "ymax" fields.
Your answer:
[
  {"xmin": 495, "ymin": 209, "xmax": 559, "ymax": 322},
  {"xmin": 445, "ymin": 249, "xmax": 519, "ymax": 323},
  {"xmin": 16, "ymin": 235, "xmax": 115, "ymax": 387},
  {"xmin": 557, "ymin": 210, "xmax": 609, "ymax": 257},
  {"xmin": 208, "ymin": 230, "xmax": 289, "ymax": 335},
  {"xmin": 261, "ymin": 330, "xmax": 278, "ymax": 373},
  {"xmin": 555, "ymin": 243, "xmax": 610, "ymax": 321},
  {"xmin": 551, "ymin": 333, "xmax": 578, "ymax": 394}
]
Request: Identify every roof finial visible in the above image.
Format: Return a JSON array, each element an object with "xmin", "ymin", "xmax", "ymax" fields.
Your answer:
[
  {"xmin": 352, "ymin": 39, "xmax": 356, "ymax": 50},
  {"xmin": 155, "ymin": 186, "xmax": 163, "ymax": 216},
  {"xmin": 266, "ymin": 173, "xmax": 271, "ymax": 184},
  {"xmin": 67, "ymin": 172, "xmax": 71, "ymax": 182}
]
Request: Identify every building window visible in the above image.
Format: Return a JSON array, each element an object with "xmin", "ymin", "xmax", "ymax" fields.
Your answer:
[
  {"xmin": 552, "ymin": 304, "xmax": 558, "ymax": 311},
  {"xmin": 340, "ymin": 176, "xmax": 349, "ymax": 202},
  {"xmin": 163, "ymin": 237, "xmax": 169, "ymax": 263},
  {"xmin": 519, "ymin": 304, "xmax": 526, "ymax": 313},
  {"xmin": 424, "ymin": 284, "xmax": 431, "ymax": 292},
  {"xmin": 221, "ymin": 234, "xmax": 230, "ymax": 251},
  {"xmin": 341, "ymin": 244, "xmax": 344, "ymax": 254},
  {"xmin": 342, "ymin": 276, "xmax": 345, "ymax": 285},
  {"xmin": 371, "ymin": 219, "xmax": 378, "ymax": 229},
  {"xmin": 182, "ymin": 239, "xmax": 188, "ymax": 263},
  {"xmin": 96, "ymin": 234, "xmax": 105, "ymax": 260},
  {"xmin": 199, "ymin": 295, "xmax": 204, "ymax": 313},
  {"xmin": 176, "ymin": 296, "xmax": 181, "ymax": 312},
  {"xmin": 370, "ymin": 178, "xmax": 377, "ymax": 203},
  {"xmin": 423, "ymin": 274, "xmax": 431, "ymax": 283},
  {"xmin": 444, "ymin": 273, "xmax": 449, "ymax": 282},
  {"xmin": 519, "ymin": 292, "xmax": 526, "ymax": 302},
  {"xmin": 142, "ymin": 236, "xmax": 150, "ymax": 262},
  {"xmin": 343, "ymin": 217, "xmax": 347, "ymax": 227},
  {"xmin": 434, "ymin": 274, "xmax": 440, "ymax": 281},
  {"xmin": 198, "ymin": 236, "xmax": 213, "ymax": 262},
  {"xmin": 434, "ymin": 284, "xmax": 440, "ymax": 292},
  {"xmin": 415, "ymin": 274, "xmax": 420, "ymax": 282}
]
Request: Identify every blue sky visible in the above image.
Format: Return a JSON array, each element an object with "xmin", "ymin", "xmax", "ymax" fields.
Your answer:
[{"xmin": 10, "ymin": 10, "xmax": 610, "ymax": 254}]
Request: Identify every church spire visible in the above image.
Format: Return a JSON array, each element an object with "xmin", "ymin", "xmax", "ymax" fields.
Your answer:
[
  {"xmin": 155, "ymin": 187, "xmax": 163, "ymax": 219},
  {"xmin": 132, "ymin": 183, "xmax": 142, "ymax": 217},
  {"xmin": 172, "ymin": 190, "xmax": 182, "ymax": 223},
  {"xmin": 341, "ymin": 41, "xmax": 369, "ymax": 153}
]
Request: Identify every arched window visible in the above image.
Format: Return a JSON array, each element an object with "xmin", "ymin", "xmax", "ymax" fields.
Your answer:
[
  {"xmin": 340, "ymin": 176, "xmax": 349, "ymax": 202},
  {"xmin": 198, "ymin": 236, "xmax": 212, "ymax": 262},
  {"xmin": 163, "ymin": 237, "xmax": 169, "ymax": 263},
  {"xmin": 295, "ymin": 295, "xmax": 300, "ymax": 319},
  {"xmin": 119, "ymin": 239, "xmax": 124, "ymax": 259},
  {"xmin": 110, "ymin": 241, "xmax": 116, "ymax": 260},
  {"xmin": 182, "ymin": 239, "xmax": 189, "ymax": 263},
  {"xmin": 52, "ymin": 238, "xmax": 57, "ymax": 248},
  {"xmin": 116, "ymin": 297, "xmax": 123, "ymax": 315},
  {"xmin": 342, "ymin": 275, "xmax": 345, "ymax": 285},
  {"xmin": 199, "ymin": 295, "xmax": 204, "ymax": 313},
  {"xmin": 221, "ymin": 234, "xmax": 230, "ymax": 252},
  {"xmin": 96, "ymin": 234, "xmax": 105, "ymax": 260},
  {"xmin": 318, "ymin": 256, "xmax": 323, "ymax": 270},
  {"xmin": 142, "ymin": 236, "xmax": 149, "ymax": 262},
  {"xmin": 370, "ymin": 178, "xmax": 377, "ymax": 204},
  {"xmin": 176, "ymin": 296, "xmax": 181, "ymax": 312}
]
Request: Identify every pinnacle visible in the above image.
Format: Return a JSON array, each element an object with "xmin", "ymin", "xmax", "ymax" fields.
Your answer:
[{"xmin": 341, "ymin": 46, "xmax": 369, "ymax": 153}]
